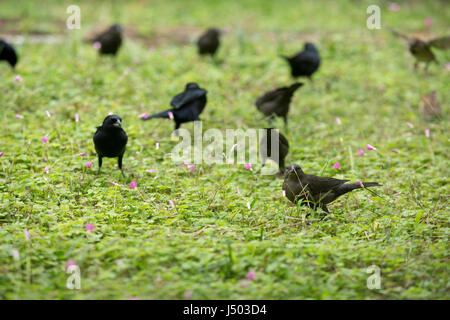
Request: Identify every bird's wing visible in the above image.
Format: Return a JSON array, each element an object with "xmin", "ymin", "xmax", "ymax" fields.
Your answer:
[
  {"xmin": 428, "ymin": 36, "xmax": 450, "ymax": 50},
  {"xmin": 303, "ymin": 174, "xmax": 349, "ymax": 194},
  {"xmin": 256, "ymin": 88, "xmax": 288, "ymax": 105},
  {"xmin": 170, "ymin": 88, "xmax": 207, "ymax": 109}
]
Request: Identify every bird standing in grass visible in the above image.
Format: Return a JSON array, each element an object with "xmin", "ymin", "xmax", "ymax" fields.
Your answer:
[
  {"xmin": 141, "ymin": 82, "xmax": 207, "ymax": 134},
  {"xmin": 0, "ymin": 39, "xmax": 18, "ymax": 69},
  {"xmin": 91, "ymin": 24, "xmax": 123, "ymax": 56},
  {"xmin": 255, "ymin": 82, "xmax": 303, "ymax": 128},
  {"xmin": 197, "ymin": 28, "xmax": 221, "ymax": 57},
  {"xmin": 419, "ymin": 91, "xmax": 441, "ymax": 120},
  {"xmin": 391, "ymin": 30, "xmax": 450, "ymax": 71},
  {"xmin": 281, "ymin": 42, "xmax": 320, "ymax": 80},
  {"xmin": 93, "ymin": 115, "xmax": 128, "ymax": 177},
  {"xmin": 259, "ymin": 128, "xmax": 289, "ymax": 174},
  {"xmin": 282, "ymin": 164, "xmax": 381, "ymax": 214}
]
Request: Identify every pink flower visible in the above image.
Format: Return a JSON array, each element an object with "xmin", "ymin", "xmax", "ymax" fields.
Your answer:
[
  {"xmin": 188, "ymin": 165, "xmax": 195, "ymax": 171},
  {"xmin": 425, "ymin": 17, "xmax": 433, "ymax": 27},
  {"xmin": 86, "ymin": 161, "xmax": 93, "ymax": 168},
  {"xmin": 245, "ymin": 163, "xmax": 252, "ymax": 171},
  {"xmin": 108, "ymin": 181, "xmax": 119, "ymax": 186},
  {"xmin": 366, "ymin": 144, "xmax": 376, "ymax": 151},
  {"xmin": 44, "ymin": 167, "xmax": 49, "ymax": 174},
  {"xmin": 446, "ymin": 63, "xmax": 450, "ymax": 71},
  {"xmin": 335, "ymin": 117, "xmax": 342, "ymax": 125},
  {"xmin": 332, "ymin": 161, "xmax": 340, "ymax": 169},
  {"xmin": 14, "ymin": 75, "xmax": 22, "ymax": 82},
  {"xmin": 406, "ymin": 122, "xmax": 413, "ymax": 128},
  {"xmin": 42, "ymin": 157, "xmax": 47, "ymax": 163},
  {"xmin": 24, "ymin": 230, "xmax": 30, "ymax": 240},
  {"xmin": 146, "ymin": 169, "xmax": 155, "ymax": 173},
  {"xmin": 391, "ymin": 149, "xmax": 399, "ymax": 154},
  {"xmin": 155, "ymin": 142, "xmax": 160, "ymax": 150},
  {"xmin": 93, "ymin": 41, "xmax": 101, "ymax": 49},
  {"xmin": 129, "ymin": 181, "xmax": 137, "ymax": 189},
  {"xmin": 42, "ymin": 136, "xmax": 48, "ymax": 143},
  {"xmin": 282, "ymin": 190, "xmax": 286, "ymax": 197},
  {"xmin": 356, "ymin": 179, "xmax": 363, "ymax": 187},
  {"xmin": 0, "ymin": 152, "xmax": 3, "ymax": 157},
  {"xmin": 85, "ymin": 223, "xmax": 95, "ymax": 232},
  {"xmin": 393, "ymin": 192, "xmax": 401, "ymax": 197},
  {"xmin": 66, "ymin": 260, "xmax": 77, "ymax": 270},
  {"xmin": 425, "ymin": 129, "xmax": 430, "ymax": 137},
  {"xmin": 75, "ymin": 113, "xmax": 79, "ymax": 122},
  {"xmin": 169, "ymin": 200, "xmax": 175, "ymax": 208},
  {"xmin": 357, "ymin": 148, "xmax": 365, "ymax": 156},
  {"xmin": 139, "ymin": 113, "xmax": 148, "ymax": 119},
  {"xmin": 45, "ymin": 110, "xmax": 51, "ymax": 118},
  {"xmin": 168, "ymin": 111, "xmax": 174, "ymax": 119},
  {"xmin": 108, "ymin": 111, "xmax": 113, "ymax": 115},
  {"xmin": 183, "ymin": 160, "xmax": 189, "ymax": 167},
  {"xmin": 79, "ymin": 152, "xmax": 86, "ymax": 156},
  {"xmin": 246, "ymin": 270, "xmax": 256, "ymax": 281},
  {"xmin": 15, "ymin": 114, "xmax": 23, "ymax": 119},
  {"xmin": 235, "ymin": 188, "xmax": 239, "ymax": 194},
  {"xmin": 389, "ymin": 2, "xmax": 400, "ymax": 12}
]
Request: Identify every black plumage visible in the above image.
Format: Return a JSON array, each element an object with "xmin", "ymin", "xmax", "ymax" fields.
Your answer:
[
  {"xmin": 281, "ymin": 42, "xmax": 320, "ymax": 79},
  {"xmin": 0, "ymin": 39, "xmax": 18, "ymax": 68},
  {"xmin": 92, "ymin": 24, "xmax": 123, "ymax": 56},
  {"xmin": 93, "ymin": 115, "xmax": 128, "ymax": 177},
  {"xmin": 259, "ymin": 128, "xmax": 289, "ymax": 174},
  {"xmin": 141, "ymin": 83, "xmax": 207, "ymax": 133},
  {"xmin": 197, "ymin": 28, "xmax": 221, "ymax": 56},
  {"xmin": 282, "ymin": 164, "xmax": 381, "ymax": 214},
  {"xmin": 255, "ymin": 82, "xmax": 303, "ymax": 127}
]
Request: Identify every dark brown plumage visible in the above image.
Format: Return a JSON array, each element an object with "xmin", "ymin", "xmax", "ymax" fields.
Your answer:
[
  {"xmin": 197, "ymin": 28, "xmax": 220, "ymax": 57},
  {"xmin": 282, "ymin": 164, "xmax": 381, "ymax": 214},
  {"xmin": 0, "ymin": 39, "xmax": 18, "ymax": 68},
  {"xmin": 92, "ymin": 24, "xmax": 123, "ymax": 56},
  {"xmin": 259, "ymin": 128, "xmax": 289, "ymax": 174},
  {"xmin": 280, "ymin": 43, "xmax": 320, "ymax": 79}
]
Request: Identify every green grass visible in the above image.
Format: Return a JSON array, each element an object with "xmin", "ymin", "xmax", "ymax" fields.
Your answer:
[{"xmin": 0, "ymin": 0, "xmax": 449, "ymax": 299}]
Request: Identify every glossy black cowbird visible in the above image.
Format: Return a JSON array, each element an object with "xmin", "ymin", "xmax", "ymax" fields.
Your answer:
[
  {"xmin": 93, "ymin": 115, "xmax": 128, "ymax": 177},
  {"xmin": 281, "ymin": 42, "xmax": 320, "ymax": 79},
  {"xmin": 0, "ymin": 39, "xmax": 18, "ymax": 69},
  {"xmin": 282, "ymin": 164, "xmax": 381, "ymax": 214},
  {"xmin": 255, "ymin": 82, "xmax": 303, "ymax": 127},
  {"xmin": 392, "ymin": 30, "xmax": 450, "ymax": 71},
  {"xmin": 92, "ymin": 24, "xmax": 123, "ymax": 56},
  {"xmin": 197, "ymin": 28, "xmax": 220, "ymax": 57},
  {"xmin": 141, "ymin": 83, "xmax": 207, "ymax": 134},
  {"xmin": 259, "ymin": 128, "xmax": 289, "ymax": 174}
]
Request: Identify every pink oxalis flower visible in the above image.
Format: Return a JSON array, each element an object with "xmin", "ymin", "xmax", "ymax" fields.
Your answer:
[
  {"xmin": 425, "ymin": 129, "xmax": 430, "ymax": 137},
  {"xmin": 129, "ymin": 181, "xmax": 137, "ymax": 189},
  {"xmin": 332, "ymin": 161, "xmax": 340, "ymax": 169},
  {"xmin": 391, "ymin": 149, "xmax": 399, "ymax": 154},
  {"xmin": 389, "ymin": 2, "xmax": 400, "ymax": 12},
  {"xmin": 44, "ymin": 167, "xmax": 49, "ymax": 174},
  {"xmin": 45, "ymin": 110, "xmax": 51, "ymax": 118},
  {"xmin": 108, "ymin": 181, "xmax": 119, "ymax": 186},
  {"xmin": 15, "ymin": 114, "xmax": 23, "ymax": 119},
  {"xmin": 75, "ymin": 114, "xmax": 79, "ymax": 122},
  {"xmin": 357, "ymin": 148, "xmax": 365, "ymax": 156},
  {"xmin": 168, "ymin": 111, "xmax": 174, "ymax": 119},
  {"xmin": 14, "ymin": 75, "xmax": 22, "ymax": 82},
  {"xmin": 169, "ymin": 200, "xmax": 175, "ymax": 208},
  {"xmin": 0, "ymin": 152, "xmax": 3, "ymax": 157},
  {"xmin": 86, "ymin": 162, "xmax": 93, "ymax": 169},
  {"xmin": 425, "ymin": 17, "xmax": 433, "ymax": 27},
  {"xmin": 246, "ymin": 270, "xmax": 256, "ymax": 281},
  {"xmin": 11, "ymin": 249, "xmax": 20, "ymax": 261},
  {"xmin": 24, "ymin": 230, "xmax": 30, "ymax": 240},
  {"xmin": 235, "ymin": 188, "xmax": 240, "ymax": 194},
  {"xmin": 356, "ymin": 179, "xmax": 363, "ymax": 187},
  {"xmin": 79, "ymin": 152, "xmax": 86, "ymax": 156},
  {"xmin": 42, "ymin": 157, "xmax": 47, "ymax": 163},
  {"xmin": 406, "ymin": 122, "xmax": 413, "ymax": 128},
  {"xmin": 139, "ymin": 113, "xmax": 148, "ymax": 120},
  {"xmin": 188, "ymin": 165, "xmax": 195, "ymax": 171},
  {"xmin": 335, "ymin": 117, "xmax": 342, "ymax": 125},
  {"xmin": 366, "ymin": 144, "xmax": 376, "ymax": 151},
  {"xmin": 245, "ymin": 163, "xmax": 252, "ymax": 171},
  {"xmin": 446, "ymin": 63, "xmax": 450, "ymax": 71},
  {"xmin": 146, "ymin": 169, "xmax": 155, "ymax": 173},
  {"xmin": 155, "ymin": 142, "xmax": 160, "ymax": 150},
  {"xmin": 42, "ymin": 136, "xmax": 48, "ymax": 143},
  {"xmin": 66, "ymin": 260, "xmax": 77, "ymax": 270},
  {"xmin": 93, "ymin": 41, "xmax": 101, "ymax": 49},
  {"xmin": 85, "ymin": 224, "xmax": 95, "ymax": 232}
]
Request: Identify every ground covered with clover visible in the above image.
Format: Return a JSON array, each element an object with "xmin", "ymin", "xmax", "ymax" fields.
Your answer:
[{"xmin": 0, "ymin": 0, "xmax": 449, "ymax": 299}]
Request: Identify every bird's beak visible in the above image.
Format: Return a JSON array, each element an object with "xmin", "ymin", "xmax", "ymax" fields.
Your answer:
[{"xmin": 113, "ymin": 120, "xmax": 121, "ymax": 127}]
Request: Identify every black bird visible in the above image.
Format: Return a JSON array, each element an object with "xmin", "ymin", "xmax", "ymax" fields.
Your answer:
[
  {"xmin": 282, "ymin": 164, "xmax": 381, "ymax": 214},
  {"xmin": 259, "ymin": 128, "xmax": 289, "ymax": 174},
  {"xmin": 92, "ymin": 24, "xmax": 123, "ymax": 56},
  {"xmin": 141, "ymin": 83, "xmax": 207, "ymax": 133},
  {"xmin": 197, "ymin": 28, "xmax": 221, "ymax": 57},
  {"xmin": 93, "ymin": 115, "xmax": 128, "ymax": 177},
  {"xmin": 392, "ymin": 30, "xmax": 450, "ymax": 71},
  {"xmin": 0, "ymin": 39, "xmax": 18, "ymax": 69},
  {"xmin": 281, "ymin": 42, "xmax": 320, "ymax": 79},
  {"xmin": 255, "ymin": 82, "xmax": 303, "ymax": 127}
]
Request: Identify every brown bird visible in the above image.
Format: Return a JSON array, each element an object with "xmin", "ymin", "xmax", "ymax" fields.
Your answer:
[
  {"xmin": 197, "ymin": 28, "xmax": 221, "ymax": 57},
  {"xmin": 419, "ymin": 91, "xmax": 441, "ymax": 120},
  {"xmin": 392, "ymin": 30, "xmax": 450, "ymax": 71},
  {"xmin": 91, "ymin": 24, "xmax": 123, "ymax": 56},
  {"xmin": 259, "ymin": 128, "xmax": 289, "ymax": 174},
  {"xmin": 282, "ymin": 164, "xmax": 381, "ymax": 214},
  {"xmin": 255, "ymin": 82, "xmax": 303, "ymax": 128}
]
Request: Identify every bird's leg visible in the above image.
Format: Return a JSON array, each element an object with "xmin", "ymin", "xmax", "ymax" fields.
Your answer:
[
  {"xmin": 283, "ymin": 116, "xmax": 288, "ymax": 131},
  {"xmin": 96, "ymin": 156, "xmax": 102, "ymax": 177},
  {"xmin": 424, "ymin": 62, "xmax": 430, "ymax": 74},
  {"xmin": 413, "ymin": 61, "xmax": 418, "ymax": 71},
  {"xmin": 174, "ymin": 123, "xmax": 181, "ymax": 137},
  {"xmin": 118, "ymin": 155, "xmax": 125, "ymax": 178}
]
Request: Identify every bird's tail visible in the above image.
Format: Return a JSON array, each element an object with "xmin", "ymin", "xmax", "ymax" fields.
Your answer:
[
  {"xmin": 279, "ymin": 54, "xmax": 290, "ymax": 61},
  {"xmin": 141, "ymin": 110, "xmax": 172, "ymax": 120},
  {"xmin": 288, "ymin": 82, "xmax": 304, "ymax": 93},
  {"xmin": 336, "ymin": 182, "xmax": 381, "ymax": 196}
]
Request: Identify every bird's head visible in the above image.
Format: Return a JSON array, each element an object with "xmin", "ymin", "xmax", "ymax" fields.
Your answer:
[
  {"xmin": 185, "ymin": 82, "xmax": 200, "ymax": 90},
  {"xmin": 304, "ymin": 42, "xmax": 318, "ymax": 52},
  {"xmin": 207, "ymin": 28, "xmax": 221, "ymax": 37},
  {"xmin": 102, "ymin": 115, "xmax": 123, "ymax": 129},
  {"xmin": 284, "ymin": 164, "xmax": 303, "ymax": 179},
  {"xmin": 110, "ymin": 24, "xmax": 123, "ymax": 34}
]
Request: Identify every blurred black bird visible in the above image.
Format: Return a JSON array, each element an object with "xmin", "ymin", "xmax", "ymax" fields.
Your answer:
[
  {"xmin": 255, "ymin": 82, "xmax": 303, "ymax": 127},
  {"xmin": 93, "ymin": 115, "xmax": 128, "ymax": 177},
  {"xmin": 281, "ymin": 42, "xmax": 320, "ymax": 79},
  {"xmin": 282, "ymin": 164, "xmax": 381, "ymax": 214},
  {"xmin": 91, "ymin": 24, "xmax": 123, "ymax": 56},
  {"xmin": 141, "ymin": 83, "xmax": 207, "ymax": 133},
  {"xmin": 0, "ymin": 39, "xmax": 18, "ymax": 69},
  {"xmin": 259, "ymin": 128, "xmax": 289, "ymax": 174},
  {"xmin": 197, "ymin": 28, "xmax": 221, "ymax": 57},
  {"xmin": 391, "ymin": 30, "xmax": 450, "ymax": 71}
]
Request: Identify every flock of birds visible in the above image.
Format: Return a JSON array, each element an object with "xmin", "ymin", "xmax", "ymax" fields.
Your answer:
[{"xmin": 0, "ymin": 23, "xmax": 447, "ymax": 217}]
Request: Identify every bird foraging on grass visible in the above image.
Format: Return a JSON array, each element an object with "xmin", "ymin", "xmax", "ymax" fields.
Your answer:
[
  {"xmin": 0, "ymin": 39, "xmax": 18, "ymax": 69},
  {"xmin": 259, "ymin": 128, "xmax": 289, "ymax": 175},
  {"xmin": 90, "ymin": 24, "xmax": 123, "ymax": 56},
  {"xmin": 255, "ymin": 82, "xmax": 303, "ymax": 128},
  {"xmin": 197, "ymin": 28, "xmax": 221, "ymax": 57},
  {"xmin": 141, "ymin": 82, "xmax": 207, "ymax": 134},
  {"xmin": 93, "ymin": 115, "xmax": 128, "ymax": 177},
  {"xmin": 282, "ymin": 164, "xmax": 381, "ymax": 214},
  {"xmin": 280, "ymin": 42, "xmax": 320, "ymax": 80}
]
